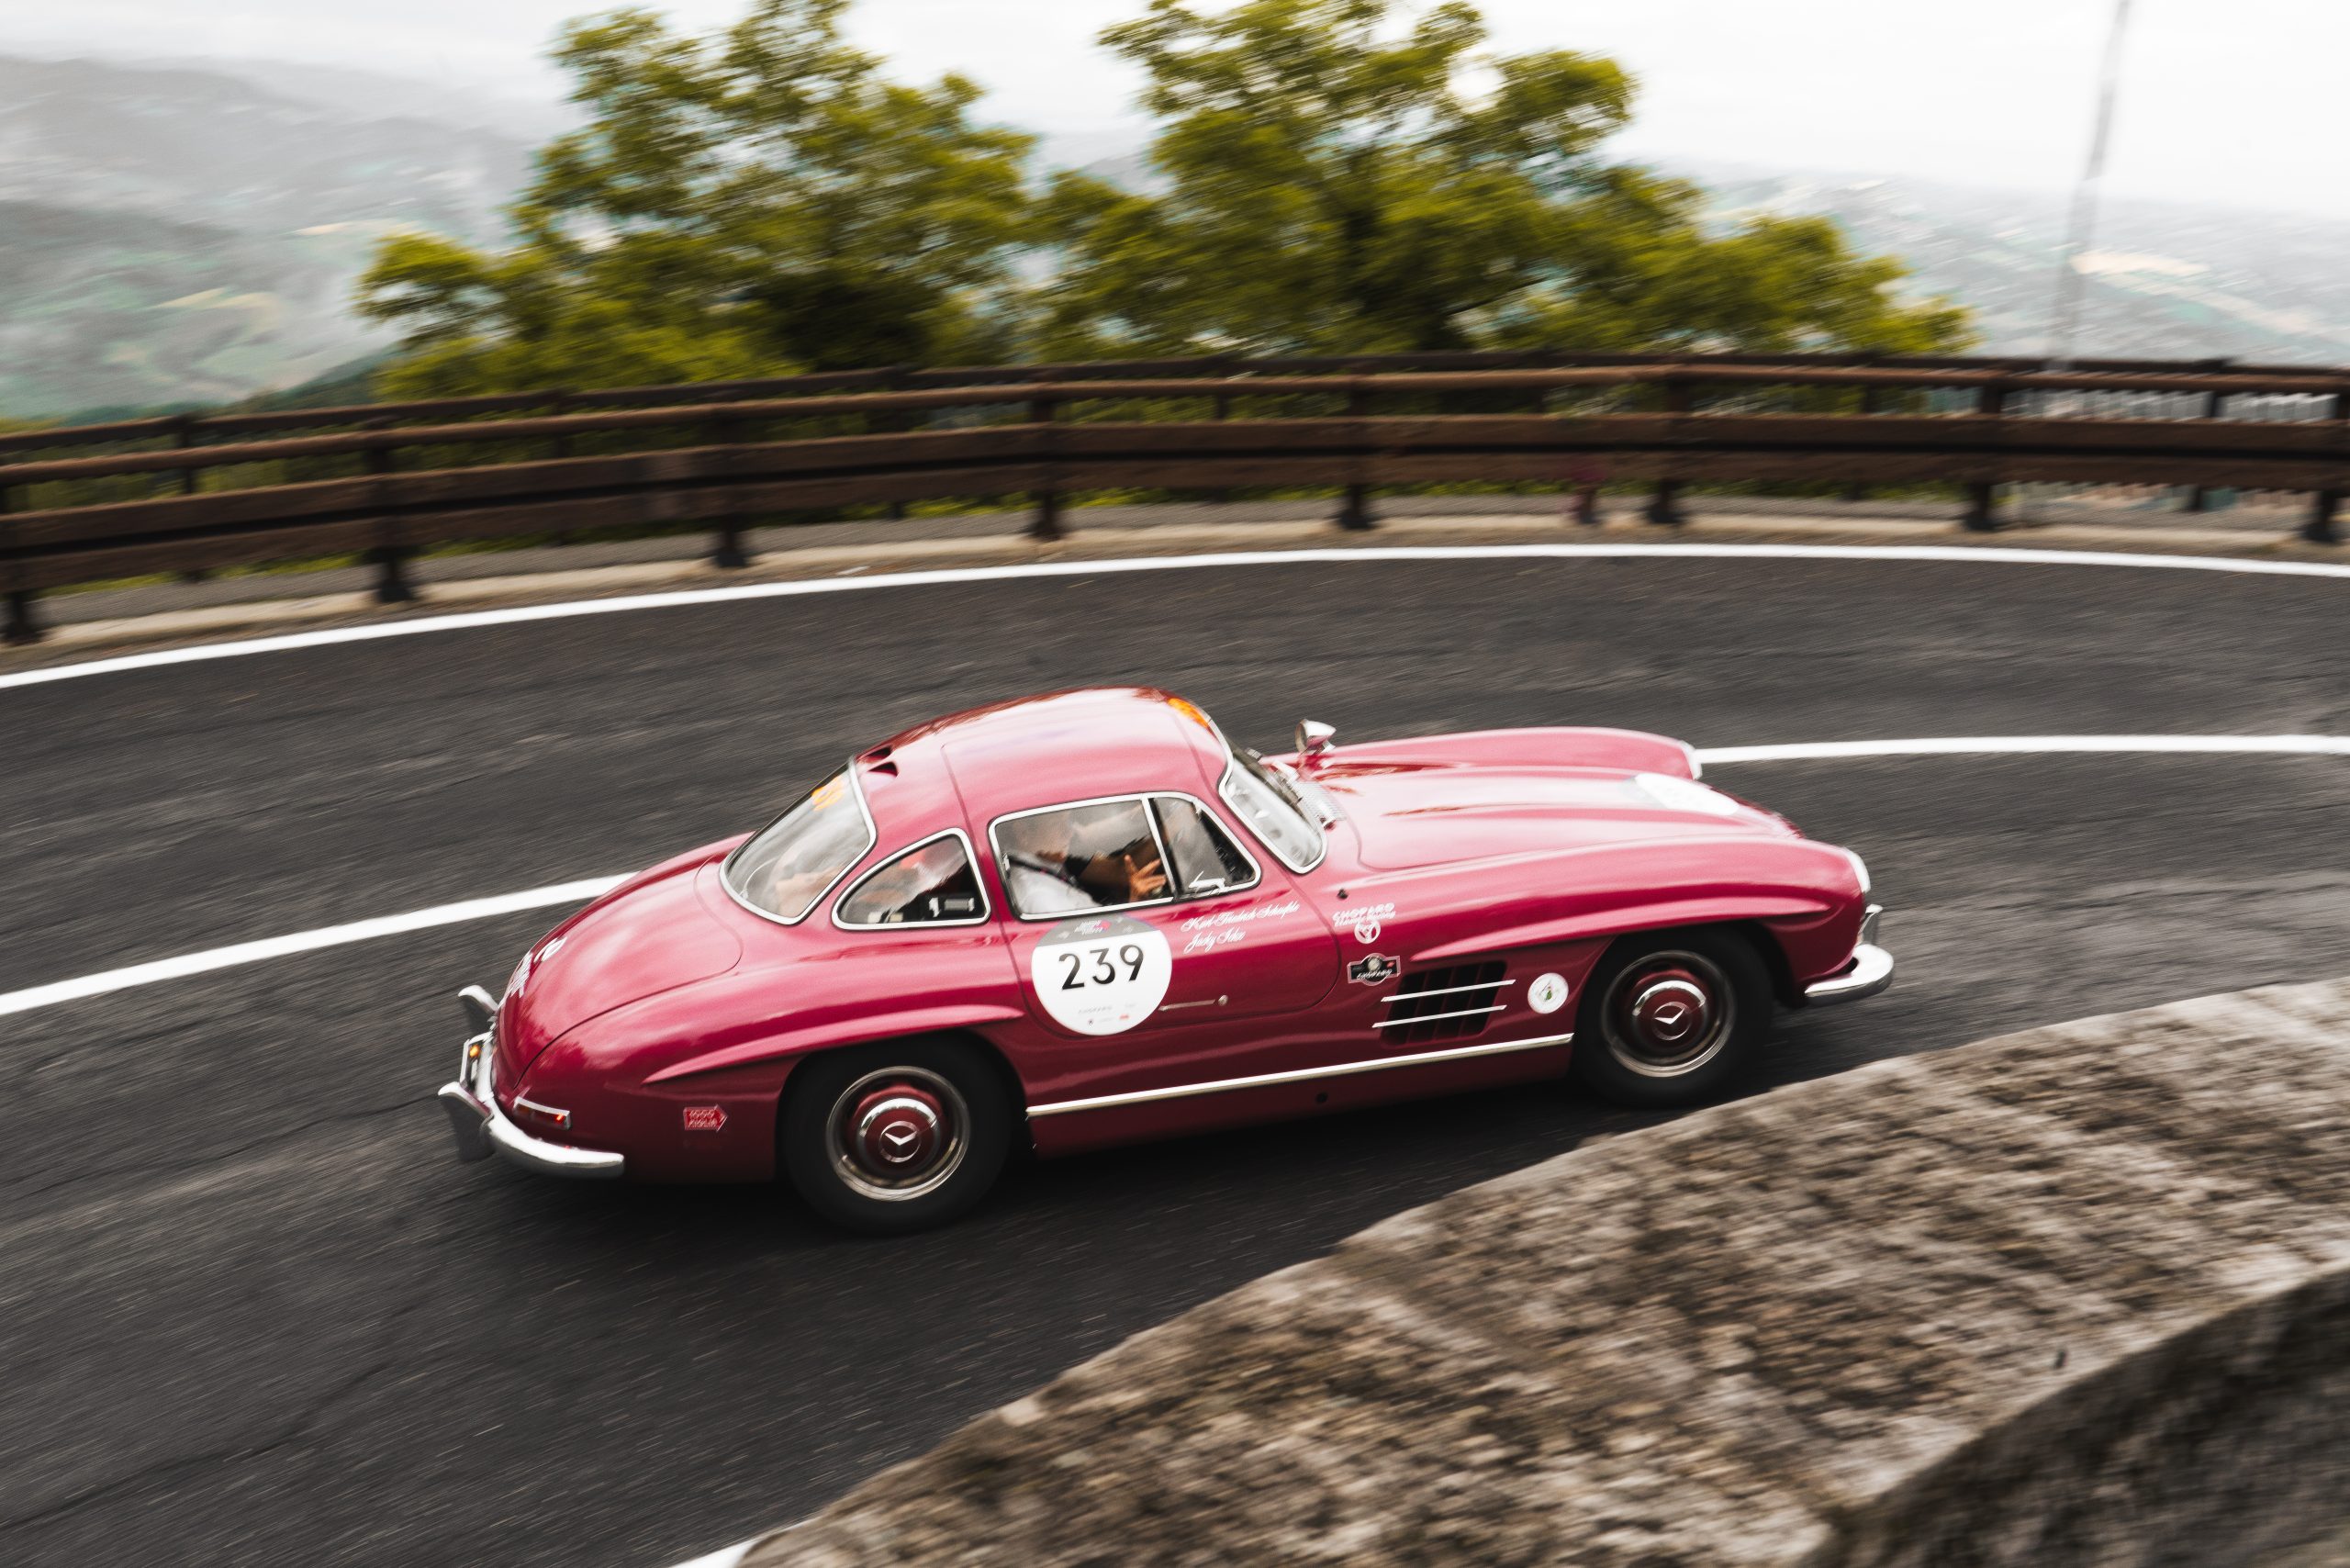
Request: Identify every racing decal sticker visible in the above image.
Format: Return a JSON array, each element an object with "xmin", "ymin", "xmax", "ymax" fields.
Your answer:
[
  {"xmin": 1342, "ymin": 900, "xmax": 1396, "ymax": 943},
  {"xmin": 1348, "ymin": 953, "xmax": 1401, "ymax": 987},
  {"xmin": 1526, "ymin": 973, "xmax": 1571, "ymax": 1015},
  {"xmin": 1032, "ymin": 913, "xmax": 1174, "ymax": 1036},
  {"xmin": 682, "ymin": 1104, "xmax": 728, "ymax": 1132}
]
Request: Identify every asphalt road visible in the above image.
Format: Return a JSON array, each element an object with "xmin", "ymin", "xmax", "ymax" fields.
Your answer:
[{"xmin": 6, "ymin": 551, "xmax": 2349, "ymax": 1568}]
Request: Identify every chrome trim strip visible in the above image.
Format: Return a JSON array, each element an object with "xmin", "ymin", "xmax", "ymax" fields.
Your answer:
[
  {"xmin": 1804, "ymin": 940, "xmax": 1894, "ymax": 1004},
  {"xmin": 1371, "ymin": 1003, "xmax": 1506, "ymax": 1028},
  {"xmin": 829, "ymin": 827, "xmax": 994, "ymax": 930},
  {"xmin": 987, "ymin": 790, "xmax": 1262, "ymax": 923},
  {"xmin": 719, "ymin": 761, "xmax": 879, "ymax": 928},
  {"xmin": 1385, "ymin": 979, "xmax": 1517, "ymax": 1003},
  {"xmin": 1026, "ymin": 1032, "xmax": 1574, "ymax": 1117},
  {"xmin": 438, "ymin": 1032, "xmax": 625, "ymax": 1178}
]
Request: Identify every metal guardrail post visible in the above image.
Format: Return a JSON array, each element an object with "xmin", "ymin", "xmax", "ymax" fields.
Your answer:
[
  {"xmin": 1337, "ymin": 386, "xmax": 1375, "ymax": 531},
  {"xmin": 709, "ymin": 414, "xmax": 751, "ymax": 568},
  {"xmin": 2184, "ymin": 358, "xmax": 2231, "ymax": 512},
  {"xmin": 170, "ymin": 414, "xmax": 210, "ymax": 584},
  {"xmin": 1029, "ymin": 396, "xmax": 1064, "ymax": 542},
  {"xmin": 2306, "ymin": 388, "xmax": 2346, "ymax": 544},
  {"xmin": 1964, "ymin": 382, "xmax": 2008, "ymax": 532},
  {"xmin": 1, "ymin": 479, "xmax": 38, "ymax": 645},
  {"xmin": 1842, "ymin": 385, "xmax": 1878, "ymax": 503},
  {"xmin": 362, "ymin": 426, "xmax": 417, "ymax": 603},
  {"xmin": 1645, "ymin": 375, "xmax": 1691, "ymax": 525}
]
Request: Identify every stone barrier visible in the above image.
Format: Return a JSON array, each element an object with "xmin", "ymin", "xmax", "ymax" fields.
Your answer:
[{"xmin": 743, "ymin": 980, "xmax": 2350, "ymax": 1567}]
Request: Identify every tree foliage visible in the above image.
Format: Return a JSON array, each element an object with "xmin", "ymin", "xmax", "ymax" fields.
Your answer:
[
  {"xmin": 359, "ymin": 0, "xmax": 1967, "ymax": 397},
  {"xmin": 1038, "ymin": 0, "xmax": 1967, "ymax": 358},
  {"xmin": 356, "ymin": 0, "xmax": 1035, "ymax": 394}
]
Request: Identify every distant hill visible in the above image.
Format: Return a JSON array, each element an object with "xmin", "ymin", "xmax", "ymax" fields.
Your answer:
[
  {"xmin": 0, "ymin": 54, "xmax": 532, "ymax": 417},
  {"xmin": 1693, "ymin": 164, "xmax": 2350, "ymax": 364}
]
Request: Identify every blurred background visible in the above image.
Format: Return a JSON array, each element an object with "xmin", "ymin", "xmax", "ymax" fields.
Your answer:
[{"xmin": 5, "ymin": 0, "xmax": 2348, "ymax": 423}]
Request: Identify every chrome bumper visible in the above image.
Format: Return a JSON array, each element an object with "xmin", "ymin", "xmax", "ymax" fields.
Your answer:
[
  {"xmin": 437, "ymin": 988, "xmax": 624, "ymax": 1179},
  {"xmin": 1804, "ymin": 905, "xmax": 1894, "ymax": 1005}
]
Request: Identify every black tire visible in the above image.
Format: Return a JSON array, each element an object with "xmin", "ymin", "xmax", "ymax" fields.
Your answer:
[
  {"xmin": 779, "ymin": 1038, "xmax": 1013, "ymax": 1235},
  {"xmin": 1570, "ymin": 928, "xmax": 1773, "ymax": 1108}
]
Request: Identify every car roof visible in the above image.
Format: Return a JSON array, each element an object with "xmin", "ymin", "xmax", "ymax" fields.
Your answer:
[{"xmin": 863, "ymin": 688, "xmax": 1230, "ymax": 830}]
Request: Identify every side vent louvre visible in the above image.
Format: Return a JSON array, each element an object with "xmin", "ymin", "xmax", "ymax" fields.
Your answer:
[{"xmin": 1377, "ymin": 960, "xmax": 1510, "ymax": 1045}]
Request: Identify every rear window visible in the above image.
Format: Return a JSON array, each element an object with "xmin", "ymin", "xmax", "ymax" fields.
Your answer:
[{"xmin": 723, "ymin": 770, "xmax": 875, "ymax": 922}]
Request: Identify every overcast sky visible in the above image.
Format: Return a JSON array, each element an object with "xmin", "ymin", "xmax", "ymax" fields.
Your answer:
[{"xmin": 8, "ymin": 0, "xmax": 2348, "ymax": 217}]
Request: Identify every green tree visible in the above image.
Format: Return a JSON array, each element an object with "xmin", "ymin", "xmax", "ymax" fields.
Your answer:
[
  {"xmin": 1039, "ymin": 0, "xmax": 1967, "ymax": 358},
  {"xmin": 357, "ymin": 0, "xmax": 1036, "ymax": 395}
]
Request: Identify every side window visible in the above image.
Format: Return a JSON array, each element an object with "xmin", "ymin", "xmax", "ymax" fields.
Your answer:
[
  {"xmin": 1152, "ymin": 796, "xmax": 1259, "ymax": 897},
  {"xmin": 836, "ymin": 834, "xmax": 988, "ymax": 926},
  {"xmin": 992, "ymin": 799, "xmax": 1171, "ymax": 919}
]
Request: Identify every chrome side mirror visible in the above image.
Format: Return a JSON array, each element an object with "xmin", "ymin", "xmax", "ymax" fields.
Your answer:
[{"xmin": 1295, "ymin": 719, "xmax": 1336, "ymax": 761}]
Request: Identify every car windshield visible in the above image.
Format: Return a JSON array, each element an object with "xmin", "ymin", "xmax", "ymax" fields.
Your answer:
[
  {"xmin": 1220, "ymin": 747, "xmax": 1324, "ymax": 871},
  {"xmin": 724, "ymin": 769, "xmax": 875, "ymax": 922}
]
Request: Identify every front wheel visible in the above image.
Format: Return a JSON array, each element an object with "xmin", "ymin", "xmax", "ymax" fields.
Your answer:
[
  {"xmin": 779, "ymin": 1040, "xmax": 1012, "ymax": 1235},
  {"xmin": 1571, "ymin": 929, "xmax": 1772, "ymax": 1108}
]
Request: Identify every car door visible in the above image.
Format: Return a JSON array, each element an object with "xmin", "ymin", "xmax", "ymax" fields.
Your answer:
[{"xmin": 982, "ymin": 791, "xmax": 1341, "ymax": 1125}]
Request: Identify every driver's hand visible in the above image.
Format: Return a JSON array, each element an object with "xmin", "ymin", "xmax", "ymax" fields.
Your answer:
[{"xmin": 1128, "ymin": 857, "xmax": 1169, "ymax": 900}]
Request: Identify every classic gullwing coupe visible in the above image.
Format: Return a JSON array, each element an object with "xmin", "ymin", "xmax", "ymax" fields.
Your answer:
[{"xmin": 440, "ymin": 689, "xmax": 1890, "ymax": 1232}]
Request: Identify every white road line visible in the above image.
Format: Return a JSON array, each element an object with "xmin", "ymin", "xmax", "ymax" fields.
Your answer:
[
  {"xmin": 4, "ymin": 734, "xmax": 2345, "ymax": 1024},
  {"xmin": 1697, "ymin": 734, "xmax": 2350, "ymax": 765},
  {"xmin": 0, "ymin": 876, "xmax": 623, "ymax": 1020},
  {"xmin": 7, "ymin": 542, "xmax": 2350, "ymax": 694}
]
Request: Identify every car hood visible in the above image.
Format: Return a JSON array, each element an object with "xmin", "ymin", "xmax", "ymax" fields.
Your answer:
[
  {"xmin": 496, "ymin": 853, "xmax": 744, "ymax": 1077},
  {"xmin": 1315, "ymin": 758, "xmax": 1795, "ymax": 870}
]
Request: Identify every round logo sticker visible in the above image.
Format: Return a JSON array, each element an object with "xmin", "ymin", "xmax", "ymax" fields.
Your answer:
[
  {"xmin": 1527, "ymin": 972, "xmax": 1571, "ymax": 1015},
  {"xmin": 1031, "ymin": 914, "xmax": 1174, "ymax": 1036}
]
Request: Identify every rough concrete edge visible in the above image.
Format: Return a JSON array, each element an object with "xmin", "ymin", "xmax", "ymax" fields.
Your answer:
[
  {"xmin": 8, "ymin": 507, "xmax": 2337, "ymax": 669},
  {"xmin": 731, "ymin": 979, "xmax": 2350, "ymax": 1568}
]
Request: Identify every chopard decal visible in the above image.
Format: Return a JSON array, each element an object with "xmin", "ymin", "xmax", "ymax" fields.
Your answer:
[
  {"xmin": 1348, "ymin": 953, "xmax": 1401, "ymax": 986},
  {"xmin": 1343, "ymin": 900, "xmax": 1396, "ymax": 943}
]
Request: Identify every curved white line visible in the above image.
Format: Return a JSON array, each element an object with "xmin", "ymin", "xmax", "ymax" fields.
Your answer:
[
  {"xmin": 6, "ymin": 542, "xmax": 2350, "ymax": 694},
  {"xmin": 1695, "ymin": 734, "xmax": 2350, "ymax": 765},
  {"xmin": 0, "ymin": 877, "xmax": 623, "ymax": 1020},
  {"xmin": 4, "ymin": 734, "xmax": 2345, "ymax": 1024}
]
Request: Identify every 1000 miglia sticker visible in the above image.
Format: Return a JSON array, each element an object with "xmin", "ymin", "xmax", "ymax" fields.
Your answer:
[{"xmin": 1031, "ymin": 914, "xmax": 1173, "ymax": 1036}]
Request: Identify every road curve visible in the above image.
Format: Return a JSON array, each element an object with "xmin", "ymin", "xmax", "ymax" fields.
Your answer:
[{"xmin": 5, "ymin": 550, "xmax": 2349, "ymax": 1568}]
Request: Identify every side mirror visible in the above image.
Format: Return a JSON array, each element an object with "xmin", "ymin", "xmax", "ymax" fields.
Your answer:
[{"xmin": 1295, "ymin": 719, "xmax": 1336, "ymax": 763}]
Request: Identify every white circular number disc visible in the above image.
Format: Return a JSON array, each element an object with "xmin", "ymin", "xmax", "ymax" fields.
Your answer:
[
  {"xmin": 1032, "ymin": 915, "xmax": 1174, "ymax": 1036},
  {"xmin": 1527, "ymin": 972, "xmax": 1571, "ymax": 1015}
]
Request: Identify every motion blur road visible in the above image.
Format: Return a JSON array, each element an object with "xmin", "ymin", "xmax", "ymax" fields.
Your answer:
[{"xmin": 6, "ymin": 551, "xmax": 2349, "ymax": 1567}]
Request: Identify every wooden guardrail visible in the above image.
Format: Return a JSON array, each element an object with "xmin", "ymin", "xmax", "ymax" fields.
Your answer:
[{"xmin": 5, "ymin": 356, "xmax": 2346, "ymax": 644}]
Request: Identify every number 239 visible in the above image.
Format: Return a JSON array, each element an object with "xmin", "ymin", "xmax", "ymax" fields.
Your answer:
[{"xmin": 1057, "ymin": 943, "xmax": 1146, "ymax": 990}]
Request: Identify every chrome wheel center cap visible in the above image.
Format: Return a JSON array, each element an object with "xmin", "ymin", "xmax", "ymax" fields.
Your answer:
[
  {"xmin": 1631, "ymin": 978, "xmax": 1710, "ymax": 1047},
  {"xmin": 852, "ymin": 1089, "xmax": 945, "ymax": 1177}
]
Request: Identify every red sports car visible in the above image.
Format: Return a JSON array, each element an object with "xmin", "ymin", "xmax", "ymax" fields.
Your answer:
[{"xmin": 440, "ymin": 689, "xmax": 1889, "ymax": 1231}]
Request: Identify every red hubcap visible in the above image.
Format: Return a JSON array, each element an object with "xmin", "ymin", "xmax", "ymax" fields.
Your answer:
[{"xmin": 849, "ymin": 1086, "xmax": 946, "ymax": 1179}]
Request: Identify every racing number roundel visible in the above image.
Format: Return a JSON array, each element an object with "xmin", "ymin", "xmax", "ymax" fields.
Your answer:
[{"xmin": 1031, "ymin": 914, "xmax": 1173, "ymax": 1036}]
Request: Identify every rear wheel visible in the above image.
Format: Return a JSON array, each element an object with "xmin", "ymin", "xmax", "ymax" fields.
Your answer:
[
  {"xmin": 1571, "ymin": 929, "xmax": 1772, "ymax": 1108},
  {"xmin": 780, "ymin": 1040, "xmax": 1012, "ymax": 1235}
]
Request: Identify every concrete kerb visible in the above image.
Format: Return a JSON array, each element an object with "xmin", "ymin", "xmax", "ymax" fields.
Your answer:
[{"xmin": 736, "ymin": 980, "xmax": 2350, "ymax": 1568}]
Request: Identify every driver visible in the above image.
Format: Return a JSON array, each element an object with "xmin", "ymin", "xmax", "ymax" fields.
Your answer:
[{"xmin": 998, "ymin": 811, "xmax": 1168, "ymax": 911}]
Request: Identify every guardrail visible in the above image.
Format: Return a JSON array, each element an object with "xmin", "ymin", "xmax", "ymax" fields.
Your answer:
[{"xmin": 5, "ymin": 354, "xmax": 2345, "ymax": 644}]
